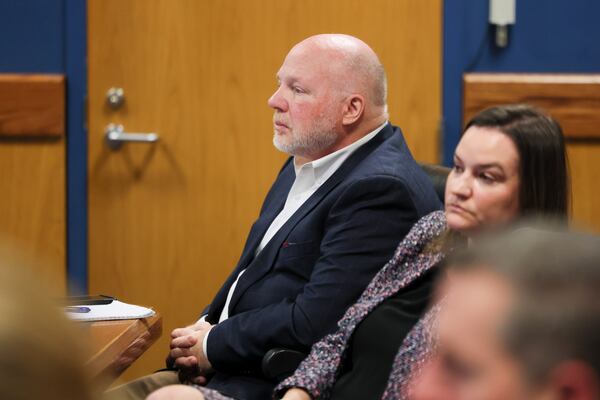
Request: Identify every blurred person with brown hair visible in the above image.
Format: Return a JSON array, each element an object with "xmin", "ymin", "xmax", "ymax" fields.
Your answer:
[
  {"xmin": 411, "ymin": 228, "xmax": 600, "ymax": 400},
  {"xmin": 0, "ymin": 246, "xmax": 95, "ymax": 400}
]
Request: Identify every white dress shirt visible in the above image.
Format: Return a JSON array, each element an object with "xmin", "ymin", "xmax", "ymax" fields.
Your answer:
[{"xmin": 202, "ymin": 122, "xmax": 387, "ymax": 360}]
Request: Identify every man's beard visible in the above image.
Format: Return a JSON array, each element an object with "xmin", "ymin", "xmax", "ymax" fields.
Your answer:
[{"xmin": 272, "ymin": 118, "xmax": 339, "ymax": 159}]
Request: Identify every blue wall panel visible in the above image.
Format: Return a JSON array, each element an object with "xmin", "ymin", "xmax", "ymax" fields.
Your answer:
[
  {"xmin": 443, "ymin": 0, "xmax": 600, "ymax": 165},
  {"xmin": 65, "ymin": 0, "xmax": 88, "ymax": 294},
  {"xmin": 0, "ymin": 0, "xmax": 88, "ymax": 293},
  {"xmin": 0, "ymin": 0, "xmax": 64, "ymax": 72}
]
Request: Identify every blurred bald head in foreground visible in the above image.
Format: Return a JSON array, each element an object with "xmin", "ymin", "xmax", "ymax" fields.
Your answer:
[{"xmin": 412, "ymin": 228, "xmax": 600, "ymax": 400}]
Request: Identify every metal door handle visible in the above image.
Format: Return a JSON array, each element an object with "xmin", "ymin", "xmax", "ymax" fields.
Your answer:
[{"xmin": 105, "ymin": 124, "xmax": 159, "ymax": 150}]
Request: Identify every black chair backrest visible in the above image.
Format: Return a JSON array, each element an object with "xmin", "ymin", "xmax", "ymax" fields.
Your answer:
[{"xmin": 419, "ymin": 163, "xmax": 451, "ymax": 203}]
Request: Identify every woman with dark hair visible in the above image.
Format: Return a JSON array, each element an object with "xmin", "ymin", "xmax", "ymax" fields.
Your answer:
[
  {"xmin": 276, "ymin": 104, "xmax": 569, "ymax": 400},
  {"xmin": 465, "ymin": 104, "xmax": 568, "ymax": 217}
]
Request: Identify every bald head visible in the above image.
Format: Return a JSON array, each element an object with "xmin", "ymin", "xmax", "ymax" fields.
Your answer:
[
  {"xmin": 290, "ymin": 34, "xmax": 388, "ymax": 114},
  {"xmin": 269, "ymin": 34, "xmax": 388, "ymax": 161}
]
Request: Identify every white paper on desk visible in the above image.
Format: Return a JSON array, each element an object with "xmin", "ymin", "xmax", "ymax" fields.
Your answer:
[{"xmin": 65, "ymin": 300, "xmax": 155, "ymax": 321}]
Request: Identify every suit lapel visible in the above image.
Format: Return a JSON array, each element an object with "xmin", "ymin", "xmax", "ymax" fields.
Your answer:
[
  {"xmin": 235, "ymin": 158, "xmax": 296, "ymax": 269},
  {"xmin": 227, "ymin": 125, "xmax": 393, "ymax": 314},
  {"xmin": 206, "ymin": 161, "xmax": 294, "ymax": 321}
]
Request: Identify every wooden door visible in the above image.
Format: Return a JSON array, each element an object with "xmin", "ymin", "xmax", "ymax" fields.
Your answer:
[{"xmin": 88, "ymin": 0, "xmax": 442, "ymax": 381}]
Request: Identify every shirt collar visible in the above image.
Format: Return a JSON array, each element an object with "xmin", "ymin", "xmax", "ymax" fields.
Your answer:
[{"xmin": 293, "ymin": 121, "xmax": 388, "ymax": 183}]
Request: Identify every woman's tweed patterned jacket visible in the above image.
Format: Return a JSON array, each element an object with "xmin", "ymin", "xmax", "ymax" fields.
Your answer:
[{"xmin": 274, "ymin": 210, "xmax": 446, "ymax": 400}]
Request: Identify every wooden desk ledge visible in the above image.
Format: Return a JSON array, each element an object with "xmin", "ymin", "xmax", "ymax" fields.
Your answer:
[{"xmin": 84, "ymin": 314, "xmax": 162, "ymax": 385}]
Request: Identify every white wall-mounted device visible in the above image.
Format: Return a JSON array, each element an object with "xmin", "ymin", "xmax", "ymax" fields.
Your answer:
[{"xmin": 489, "ymin": 0, "xmax": 516, "ymax": 48}]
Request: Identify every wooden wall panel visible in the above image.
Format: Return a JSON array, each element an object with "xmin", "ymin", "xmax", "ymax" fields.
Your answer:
[
  {"xmin": 0, "ymin": 74, "xmax": 65, "ymax": 136},
  {"xmin": 567, "ymin": 144, "xmax": 600, "ymax": 233},
  {"xmin": 0, "ymin": 74, "xmax": 66, "ymax": 292},
  {"xmin": 464, "ymin": 73, "xmax": 600, "ymax": 232},
  {"xmin": 464, "ymin": 74, "xmax": 600, "ymax": 139}
]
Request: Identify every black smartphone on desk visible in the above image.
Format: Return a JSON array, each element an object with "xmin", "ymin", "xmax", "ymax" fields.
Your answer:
[{"xmin": 64, "ymin": 294, "xmax": 115, "ymax": 306}]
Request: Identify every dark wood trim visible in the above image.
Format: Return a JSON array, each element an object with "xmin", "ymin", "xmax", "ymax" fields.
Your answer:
[
  {"xmin": 0, "ymin": 74, "xmax": 65, "ymax": 137},
  {"xmin": 464, "ymin": 73, "xmax": 600, "ymax": 139}
]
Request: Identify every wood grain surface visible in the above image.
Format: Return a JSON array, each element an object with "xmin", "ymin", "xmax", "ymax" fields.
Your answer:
[
  {"xmin": 0, "ymin": 74, "xmax": 65, "ymax": 292},
  {"xmin": 84, "ymin": 314, "xmax": 162, "ymax": 388},
  {"xmin": 0, "ymin": 74, "xmax": 65, "ymax": 136},
  {"xmin": 464, "ymin": 73, "xmax": 600, "ymax": 139}
]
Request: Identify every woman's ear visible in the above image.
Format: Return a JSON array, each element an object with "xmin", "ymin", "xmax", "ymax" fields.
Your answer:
[{"xmin": 342, "ymin": 95, "xmax": 365, "ymax": 126}]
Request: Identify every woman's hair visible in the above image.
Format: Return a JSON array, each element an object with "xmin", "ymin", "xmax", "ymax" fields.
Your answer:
[{"xmin": 464, "ymin": 104, "xmax": 569, "ymax": 218}]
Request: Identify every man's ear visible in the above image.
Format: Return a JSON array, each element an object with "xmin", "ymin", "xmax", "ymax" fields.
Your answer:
[
  {"xmin": 341, "ymin": 95, "xmax": 365, "ymax": 126},
  {"xmin": 547, "ymin": 361, "xmax": 599, "ymax": 400}
]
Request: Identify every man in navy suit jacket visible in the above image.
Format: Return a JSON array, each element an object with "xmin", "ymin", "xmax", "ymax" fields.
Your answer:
[{"xmin": 113, "ymin": 34, "xmax": 440, "ymax": 400}]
